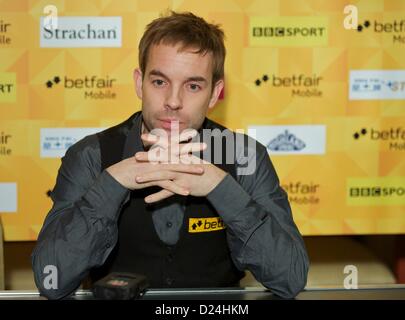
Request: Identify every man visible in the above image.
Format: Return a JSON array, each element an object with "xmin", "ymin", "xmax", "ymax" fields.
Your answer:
[{"xmin": 32, "ymin": 11, "xmax": 309, "ymax": 300}]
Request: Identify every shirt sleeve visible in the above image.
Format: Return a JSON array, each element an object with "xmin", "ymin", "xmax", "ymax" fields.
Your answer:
[
  {"xmin": 206, "ymin": 137, "xmax": 310, "ymax": 299},
  {"xmin": 31, "ymin": 135, "xmax": 129, "ymax": 300}
]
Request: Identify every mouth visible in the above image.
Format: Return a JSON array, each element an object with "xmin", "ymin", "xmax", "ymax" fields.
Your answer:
[{"xmin": 158, "ymin": 118, "xmax": 182, "ymax": 130}]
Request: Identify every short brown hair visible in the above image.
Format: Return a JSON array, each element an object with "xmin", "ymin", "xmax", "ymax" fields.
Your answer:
[{"xmin": 138, "ymin": 11, "xmax": 226, "ymax": 85}]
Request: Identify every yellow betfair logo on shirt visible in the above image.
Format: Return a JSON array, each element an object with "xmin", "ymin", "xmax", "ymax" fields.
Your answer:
[{"xmin": 188, "ymin": 217, "xmax": 226, "ymax": 233}]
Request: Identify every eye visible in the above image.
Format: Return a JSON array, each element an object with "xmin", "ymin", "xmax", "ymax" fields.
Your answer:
[
  {"xmin": 152, "ymin": 79, "xmax": 166, "ymax": 87},
  {"xmin": 188, "ymin": 83, "xmax": 201, "ymax": 92}
]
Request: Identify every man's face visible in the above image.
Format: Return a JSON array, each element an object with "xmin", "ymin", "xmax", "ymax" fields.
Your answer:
[{"xmin": 134, "ymin": 43, "xmax": 224, "ymax": 135}]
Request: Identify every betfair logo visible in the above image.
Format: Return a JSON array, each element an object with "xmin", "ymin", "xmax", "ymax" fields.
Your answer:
[
  {"xmin": 188, "ymin": 217, "xmax": 226, "ymax": 233},
  {"xmin": 355, "ymin": 19, "xmax": 405, "ymax": 44},
  {"xmin": 254, "ymin": 73, "xmax": 323, "ymax": 98},
  {"xmin": 356, "ymin": 19, "xmax": 405, "ymax": 33},
  {"xmin": 353, "ymin": 128, "xmax": 367, "ymax": 140},
  {"xmin": 353, "ymin": 127, "xmax": 405, "ymax": 151},
  {"xmin": 45, "ymin": 76, "xmax": 61, "ymax": 88},
  {"xmin": 44, "ymin": 75, "xmax": 117, "ymax": 99},
  {"xmin": 0, "ymin": 20, "xmax": 12, "ymax": 45},
  {"xmin": 356, "ymin": 20, "xmax": 371, "ymax": 32}
]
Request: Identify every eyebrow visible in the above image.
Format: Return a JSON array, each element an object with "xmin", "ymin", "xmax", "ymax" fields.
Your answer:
[{"xmin": 148, "ymin": 69, "xmax": 208, "ymax": 83}]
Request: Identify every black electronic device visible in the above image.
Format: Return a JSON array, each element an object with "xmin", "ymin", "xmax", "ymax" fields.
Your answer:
[{"xmin": 92, "ymin": 272, "xmax": 149, "ymax": 300}]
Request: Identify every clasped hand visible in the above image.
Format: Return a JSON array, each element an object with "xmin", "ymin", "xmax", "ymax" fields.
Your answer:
[{"xmin": 106, "ymin": 129, "xmax": 226, "ymax": 203}]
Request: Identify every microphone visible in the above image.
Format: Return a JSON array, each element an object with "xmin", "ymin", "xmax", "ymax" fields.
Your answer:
[{"xmin": 92, "ymin": 272, "xmax": 149, "ymax": 300}]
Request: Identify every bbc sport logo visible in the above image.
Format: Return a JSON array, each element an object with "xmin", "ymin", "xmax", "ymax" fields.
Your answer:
[
  {"xmin": 249, "ymin": 16, "xmax": 328, "ymax": 47},
  {"xmin": 349, "ymin": 70, "xmax": 405, "ymax": 100},
  {"xmin": 40, "ymin": 128, "xmax": 105, "ymax": 158},
  {"xmin": 0, "ymin": 72, "xmax": 16, "ymax": 103},
  {"xmin": 347, "ymin": 177, "xmax": 405, "ymax": 206},
  {"xmin": 248, "ymin": 125, "xmax": 326, "ymax": 155}
]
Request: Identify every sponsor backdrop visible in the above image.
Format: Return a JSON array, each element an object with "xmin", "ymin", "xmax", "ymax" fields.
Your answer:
[{"xmin": 0, "ymin": 0, "xmax": 404, "ymax": 240}]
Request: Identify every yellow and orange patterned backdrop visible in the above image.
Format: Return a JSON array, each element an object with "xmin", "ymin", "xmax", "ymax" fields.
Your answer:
[{"xmin": 0, "ymin": 0, "xmax": 404, "ymax": 240}]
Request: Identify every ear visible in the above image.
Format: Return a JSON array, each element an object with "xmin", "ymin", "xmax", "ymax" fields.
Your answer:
[
  {"xmin": 133, "ymin": 68, "xmax": 143, "ymax": 99},
  {"xmin": 208, "ymin": 79, "xmax": 224, "ymax": 110}
]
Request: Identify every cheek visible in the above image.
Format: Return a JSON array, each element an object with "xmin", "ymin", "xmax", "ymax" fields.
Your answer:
[
  {"xmin": 142, "ymin": 89, "xmax": 162, "ymax": 124},
  {"xmin": 183, "ymin": 97, "xmax": 210, "ymax": 127},
  {"xmin": 185, "ymin": 90, "xmax": 211, "ymax": 108},
  {"xmin": 143, "ymin": 87, "xmax": 164, "ymax": 109}
]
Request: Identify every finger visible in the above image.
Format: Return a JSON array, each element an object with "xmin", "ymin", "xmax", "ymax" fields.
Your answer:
[
  {"xmin": 145, "ymin": 189, "xmax": 175, "ymax": 204},
  {"xmin": 141, "ymin": 133, "xmax": 158, "ymax": 143},
  {"xmin": 180, "ymin": 153, "xmax": 209, "ymax": 165},
  {"xmin": 135, "ymin": 143, "xmax": 206, "ymax": 163},
  {"xmin": 170, "ymin": 121, "xmax": 181, "ymax": 144},
  {"xmin": 135, "ymin": 150, "xmax": 170, "ymax": 163},
  {"xmin": 179, "ymin": 128, "xmax": 198, "ymax": 143},
  {"xmin": 157, "ymin": 180, "xmax": 189, "ymax": 196},
  {"xmin": 136, "ymin": 170, "xmax": 176, "ymax": 183},
  {"xmin": 135, "ymin": 151, "xmax": 148, "ymax": 162},
  {"xmin": 141, "ymin": 133, "xmax": 159, "ymax": 148},
  {"xmin": 142, "ymin": 129, "xmax": 198, "ymax": 145},
  {"xmin": 141, "ymin": 133, "xmax": 169, "ymax": 149},
  {"xmin": 135, "ymin": 151, "xmax": 205, "ymax": 171},
  {"xmin": 160, "ymin": 163, "xmax": 204, "ymax": 174},
  {"xmin": 142, "ymin": 130, "xmax": 198, "ymax": 152},
  {"xmin": 178, "ymin": 142, "xmax": 207, "ymax": 155},
  {"xmin": 137, "ymin": 179, "xmax": 189, "ymax": 195}
]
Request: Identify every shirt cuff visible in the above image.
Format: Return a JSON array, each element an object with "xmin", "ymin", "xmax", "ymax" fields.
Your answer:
[{"xmin": 83, "ymin": 170, "xmax": 130, "ymax": 220}]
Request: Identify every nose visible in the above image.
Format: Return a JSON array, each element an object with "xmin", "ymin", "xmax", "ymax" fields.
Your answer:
[{"xmin": 165, "ymin": 86, "xmax": 182, "ymax": 111}]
